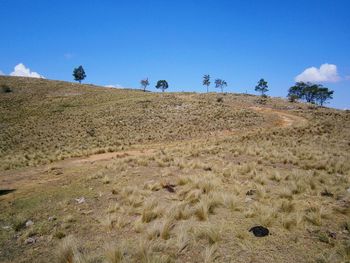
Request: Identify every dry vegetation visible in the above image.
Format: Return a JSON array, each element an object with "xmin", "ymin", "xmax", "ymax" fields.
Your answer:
[
  {"xmin": 0, "ymin": 76, "xmax": 265, "ymax": 170},
  {"xmin": 0, "ymin": 76, "xmax": 350, "ymax": 263}
]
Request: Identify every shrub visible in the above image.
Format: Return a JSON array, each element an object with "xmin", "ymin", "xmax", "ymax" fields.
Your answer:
[
  {"xmin": 1, "ymin": 84, "xmax": 12, "ymax": 93},
  {"xmin": 288, "ymin": 94, "xmax": 299, "ymax": 103},
  {"xmin": 216, "ymin": 97, "xmax": 223, "ymax": 103}
]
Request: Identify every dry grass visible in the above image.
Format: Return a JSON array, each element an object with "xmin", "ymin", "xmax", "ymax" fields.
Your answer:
[
  {"xmin": 0, "ymin": 76, "xmax": 265, "ymax": 170},
  {"xmin": 1, "ymin": 76, "xmax": 350, "ymax": 263},
  {"xmin": 57, "ymin": 236, "xmax": 86, "ymax": 263}
]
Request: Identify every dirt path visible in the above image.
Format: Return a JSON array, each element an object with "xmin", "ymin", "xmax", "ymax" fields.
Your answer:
[
  {"xmin": 250, "ymin": 106, "xmax": 307, "ymax": 127},
  {"xmin": 0, "ymin": 107, "xmax": 308, "ymax": 195},
  {"xmin": 0, "ymin": 148, "xmax": 157, "ymax": 195}
]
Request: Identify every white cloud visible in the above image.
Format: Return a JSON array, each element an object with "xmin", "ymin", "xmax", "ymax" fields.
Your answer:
[
  {"xmin": 105, "ymin": 84, "xmax": 123, "ymax": 89},
  {"xmin": 295, "ymin": 63, "xmax": 340, "ymax": 83},
  {"xmin": 10, "ymin": 63, "xmax": 45, "ymax": 78},
  {"xmin": 0, "ymin": 70, "xmax": 4, "ymax": 75}
]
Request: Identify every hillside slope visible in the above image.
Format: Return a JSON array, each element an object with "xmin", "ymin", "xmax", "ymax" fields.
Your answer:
[
  {"xmin": 1, "ymin": 76, "xmax": 350, "ymax": 263},
  {"xmin": 1, "ymin": 76, "xmax": 289, "ymax": 170}
]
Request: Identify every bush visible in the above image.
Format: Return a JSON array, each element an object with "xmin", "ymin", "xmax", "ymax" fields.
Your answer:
[
  {"xmin": 288, "ymin": 94, "xmax": 299, "ymax": 103},
  {"xmin": 217, "ymin": 97, "xmax": 224, "ymax": 103},
  {"xmin": 256, "ymin": 97, "xmax": 267, "ymax": 105},
  {"xmin": 1, "ymin": 84, "xmax": 12, "ymax": 93}
]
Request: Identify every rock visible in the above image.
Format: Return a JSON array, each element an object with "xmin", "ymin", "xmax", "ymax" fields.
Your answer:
[
  {"xmin": 249, "ymin": 226, "xmax": 269, "ymax": 237},
  {"xmin": 321, "ymin": 189, "xmax": 334, "ymax": 197},
  {"xmin": 2, "ymin": 226, "xmax": 11, "ymax": 230},
  {"xmin": 347, "ymin": 187, "xmax": 350, "ymax": 193},
  {"xmin": 246, "ymin": 189, "xmax": 256, "ymax": 196},
  {"xmin": 24, "ymin": 237, "xmax": 36, "ymax": 244},
  {"xmin": 245, "ymin": 197, "xmax": 253, "ymax": 203},
  {"xmin": 25, "ymin": 220, "xmax": 34, "ymax": 227},
  {"xmin": 162, "ymin": 183, "xmax": 176, "ymax": 193},
  {"xmin": 48, "ymin": 216, "xmax": 56, "ymax": 221},
  {"xmin": 75, "ymin": 197, "xmax": 85, "ymax": 204},
  {"xmin": 327, "ymin": 231, "xmax": 337, "ymax": 239}
]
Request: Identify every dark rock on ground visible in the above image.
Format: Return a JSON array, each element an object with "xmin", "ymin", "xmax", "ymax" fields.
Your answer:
[{"xmin": 249, "ymin": 226, "xmax": 269, "ymax": 237}]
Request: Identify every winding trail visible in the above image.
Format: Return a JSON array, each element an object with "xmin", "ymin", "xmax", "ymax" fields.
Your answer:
[
  {"xmin": 249, "ymin": 106, "xmax": 307, "ymax": 127},
  {"xmin": 0, "ymin": 107, "xmax": 308, "ymax": 195}
]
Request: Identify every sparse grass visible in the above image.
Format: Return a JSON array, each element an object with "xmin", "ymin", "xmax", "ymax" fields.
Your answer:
[
  {"xmin": 141, "ymin": 199, "xmax": 162, "ymax": 223},
  {"xmin": 203, "ymin": 245, "xmax": 218, "ymax": 263},
  {"xmin": 11, "ymin": 217, "xmax": 27, "ymax": 232},
  {"xmin": 221, "ymin": 193, "xmax": 241, "ymax": 211},
  {"xmin": 176, "ymin": 223, "xmax": 192, "ymax": 253},
  {"xmin": 57, "ymin": 236, "xmax": 86, "ymax": 263},
  {"xmin": 279, "ymin": 200, "xmax": 295, "ymax": 213},
  {"xmin": 1, "ymin": 76, "xmax": 350, "ymax": 263},
  {"xmin": 105, "ymin": 244, "xmax": 125, "ymax": 263},
  {"xmin": 304, "ymin": 206, "xmax": 325, "ymax": 226},
  {"xmin": 194, "ymin": 224, "xmax": 221, "ymax": 245},
  {"xmin": 0, "ymin": 76, "xmax": 265, "ymax": 170}
]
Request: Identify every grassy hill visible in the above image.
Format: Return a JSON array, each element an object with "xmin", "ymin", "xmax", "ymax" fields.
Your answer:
[
  {"xmin": 1, "ymin": 76, "xmax": 281, "ymax": 170},
  {"xmin": 1, "ymin": 76, "xmax": 350, "ymax": 263}
]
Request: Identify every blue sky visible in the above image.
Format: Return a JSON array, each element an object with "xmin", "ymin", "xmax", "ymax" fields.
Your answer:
[{"xmin": 0, "ymin": 0, "xmax": 349, "ymax": 108}]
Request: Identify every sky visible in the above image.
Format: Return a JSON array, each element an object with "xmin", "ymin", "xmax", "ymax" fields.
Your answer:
[{"xmin": 0, "ymin": 0, "xmax": 349, "ymax": 108}]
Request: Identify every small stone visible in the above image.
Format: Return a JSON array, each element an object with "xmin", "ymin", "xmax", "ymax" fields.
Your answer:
[
  {"xmin": 48, "ymin": 216, "xmax": 56, "ymax": 221},
  {"xmin": 246, "ymin": 189, "xmax": 256, "ymax": 196},
  {"xmin": 25, "ymin": 237, "xmax": 36, "ymax": 244},
  {"xmin": 245, "ymin": 197, "xmax": 253, "ymax": 203},
  {"xmin": 25, "ymin": 220, "xmax": 34, "ymax": 227},
  {"xmin": 75, "ymin": 197, "xmax": 85, "ymax": 204},
  {"xmin": 347, "ymin": 188, "xmax": 350, "ymax": 193},
  {"xmin": 2, "ymin": 226, "xmax": 11, "ymax": 230},
  {"xmin": 163, "ymin": 183, "xmax": 176, "ymax": 193},
  {"xmin": 327, "ymin": 231, "xmax": 337, "ymax": 239},
  {"xmin": 321, "ymin": 190, "xmax": 334, "ymax": 197},
  {"xmin": 249, "ymin": 226, "xmax": 269, "ymax": 237}
]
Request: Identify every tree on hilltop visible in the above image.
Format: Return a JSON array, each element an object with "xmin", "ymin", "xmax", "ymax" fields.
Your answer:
[
  {"xmin": 203, "ymin": 74, "xmax": 211, "ymax": 93},
  {"xmin": 140, "ymin": 78, "xmax": 150, "ymax": 92},
  {"xmin": 215, "ymin": 79, "xmax": 227, "ymax": 93},
  {"xmin": 315, "ymin": 87, "xmax": 333, "ymax": 106},
  {"xmin": 255, "ymin": 78, "xmax": 269, "ymax": 97},
  {"xmin": 73, "ymin": 66, "xmax": 86, "ymax": 84},
  {"xmin": 287, "ymin": 82, "xmax": 307, "ymax": 102},
  {"xmin": 287, "ymin": 82, "xmax": 334, "ymax": 106},
  {"xmin": 155, "ymin": 80, "xmax": 169, "ymax": 92}
]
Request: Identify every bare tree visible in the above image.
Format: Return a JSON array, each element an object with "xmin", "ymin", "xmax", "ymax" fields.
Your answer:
[{"xmin": 140, "ymin": 78, "xmax": 150, "ymax": 92}]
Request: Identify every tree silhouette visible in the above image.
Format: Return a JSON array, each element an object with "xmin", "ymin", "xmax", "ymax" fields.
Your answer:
[
  {"xmin": 72, "ymin": 66, "xmax": 86, "ymax": 84},
  {"xmin": 155, "ymin": 80, "xmax": 169, "ymax": 92},
  {"xmin": 288, "ymin": 82, "xmax": 307, "ymax": 102},
  {"xmin": 287, "ymin": 82, "xmax": 334, "ymax": 106},
  {"xmin": 215, "ymin": 79, "xmax": 227, "ymax": 93},
  {"xmin": 315, "ymin": 87, "xmax": 333, "ymax": 106},
  {"xmin": 140, "ymin": 78, "xmax": 150, "ymax": 92},
  {"xmin": 203, "ymin": 74, "xmax": 211, "ymax": 93},
  {"xmin": 255, "ymin": 78, "xmax": 268, "ymax": 96}
]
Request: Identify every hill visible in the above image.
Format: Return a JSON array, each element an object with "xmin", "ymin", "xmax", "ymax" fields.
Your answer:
[
  {"xmin": 1, "ymin": 76, "xmax": 287, "ymax": 170},
  {"xmin": 0, "ymin": 76, "xmax": 350, "ymax": 263}
]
